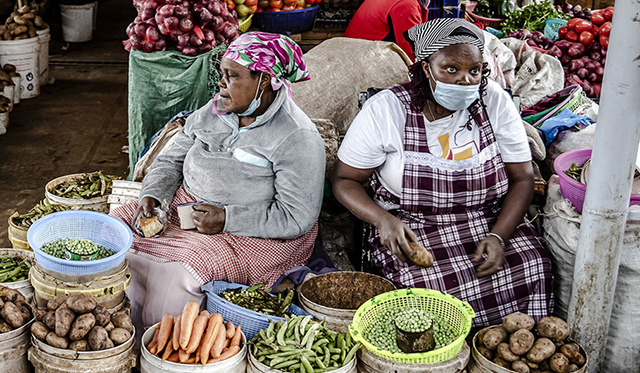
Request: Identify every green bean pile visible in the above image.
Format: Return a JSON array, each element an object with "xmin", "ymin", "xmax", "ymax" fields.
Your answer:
[
  {"xmin": 11, "ymin": 200, "xmax": 70, "ymax": 229},
  {"xmin": 52, "ymin": 171, "xmax": 119, "ymax": 199},
  {"xmin": 42, "ymin": 238, "xmax": 115, "ymax": 260},
  {"xmin": 220, "ymin": 283, "xmax": 294, "ymax": 317},
  {"xmin": 395, "ymin": 309, "xmax": 433, "ymax": 333},
  {"xmin": 0, "ymin": 255, "xmax": 31, "ymax": 282},
  {"xmin": 564, "ymin": 162, "xmax": 584, "ymax": 182},
  {"xmin": 364, "ymin": 307, "xmax": 459, "ymax": 353},
  {"xmin": 251, "ymin": 315, "xmax": 360, "ymax": 372}
]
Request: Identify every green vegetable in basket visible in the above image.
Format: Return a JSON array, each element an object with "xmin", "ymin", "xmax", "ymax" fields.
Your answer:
[
  {"xmin": 364, "ymin": 306, "xmax": 459, "ymax": 353},
  {"xmin": 496, "ymin": 0, "xmax": 516, "ymax": 19},
  {"xmin": 219, "ymin": 283, "xmax": 294, "ymax": 317},
  {"xmin": 0, "ymin": 255, "xmax": 31, "ymax": 283},
  {"xmin": 564, "ymin": 162, "xmax": 584, "ymax": 182},
  {"xmin": 501, "ymin": 2, "xmax": 567, "ymax": 33},
  {"xmin": 52, "ymin": 171, "xmax": 119, "ymax": 199},
  {"xmin": 250, "ymin": 315, "xmax": 360, "ymax": 372},
  {"xmin": 11, "ymin": 199, "xmax": 71, "ymax": 229},
  {"xmin": 42, "ymin": 238, "xmax": 115, "ymax": 261},
  {"xmin": 474, "ymin": 0, "xmax": 493, "ymax": 17}
]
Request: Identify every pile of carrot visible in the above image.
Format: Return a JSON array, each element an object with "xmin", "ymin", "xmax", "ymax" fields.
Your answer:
[{"xmin": 146, "ymin": 300, "xmax": 243, "ymax": 365}]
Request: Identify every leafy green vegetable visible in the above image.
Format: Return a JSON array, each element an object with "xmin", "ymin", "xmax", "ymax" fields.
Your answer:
[{"xmin": 501, "ymin": 3, "xmax": 567, "ymax": 34}]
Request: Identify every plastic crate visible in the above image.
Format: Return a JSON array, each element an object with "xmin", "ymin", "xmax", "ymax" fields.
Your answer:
[
  {"xmin": 349, "ymin": 288, "xmax": 475, "ymax": 364},
  {"xmin": 427, "ymin": 0, "xmax": 461, "ymax": 20},
  {"xmin": 201, "ymin": 281, "xmax": 310, "ymax": 340},
  {"xmin": 544, "ymin": 18, "xmax": 568, "ymax": 41},
  {"xmin": 253, "ymin": 5, "xmax": 319, "ymax": 35},
  {"xmin": 27, "ymin": 210, "xmax": 133, "ymax": 275}
]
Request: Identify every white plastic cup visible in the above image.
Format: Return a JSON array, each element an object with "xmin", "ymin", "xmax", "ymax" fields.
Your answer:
[{"xmin": 60, "ymin": 3, "xmax": 95, "ymax": 43}]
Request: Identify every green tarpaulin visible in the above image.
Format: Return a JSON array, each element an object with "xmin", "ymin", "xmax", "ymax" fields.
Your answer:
[{"xmin": 127, "ymin": 46, "xmax": 226, "ymax": 179}]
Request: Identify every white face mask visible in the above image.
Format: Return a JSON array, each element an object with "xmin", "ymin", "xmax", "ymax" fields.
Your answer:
[
  {"xmin": 238, "ymin": 72, "xmax": 264, "ymax": 117},
  {"xmin": 428, "ymin": 65, "xmax": 480, "ymax": 111}
]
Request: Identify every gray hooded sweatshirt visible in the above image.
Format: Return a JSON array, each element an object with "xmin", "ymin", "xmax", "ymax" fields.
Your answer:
[{"xmin": 140, "ymin": 88, "xmax": 326, "ymax": 240}]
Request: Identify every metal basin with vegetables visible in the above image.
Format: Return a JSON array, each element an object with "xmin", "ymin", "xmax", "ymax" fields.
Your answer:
[{"xmin": 298, "ymin": 272, "xmax": 396, "ymax": 333}]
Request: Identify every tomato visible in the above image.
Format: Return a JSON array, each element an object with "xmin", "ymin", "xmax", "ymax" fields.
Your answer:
[
  {"xmin": 567, "ymin": 18, "xmax": 582, "ymax": 30},
  {"xmin": 283, "ymin": 0, "xmax": 296, "ymax": 5},
  {"xmin": 590, "ymin": 12, "xmax": 605, "ymax": 26},
  {"xmin": 226, "ymin": 0, "xmax": 235, "ymax": 9},
  {"xmin": 269, "ymin": 0, "xmax": 282, "ymax": 7},
  {"xmin": 258, "ymin": 0, "xmax": 269, "ymax": 8},
  {"xmin": 256, "ymin": 6, "xmax": 263, "ymax": 12},
  {"xmin": 565, "ymin": 30, "xmax": 579, "ymax": 42},
  {"xmin": 578, "ymin": 31, "xmax": 594, "ymax": 46},
  {"xmin": 590, "ymin": 24, "xmax": 599, "ymax": 36},
  {"xmin": 574, "ymin": 20, "xmax": 593, "ymax": 34},
  {"xmin": 248, "ymin": 4, "xmax": 258, "ymax": 12},
  {"xmin": 266, "ymin": 6, "xmax": 281, "ymax": 11},
  {"xmin": 603, "ymin": 6, "xmax": 614, "ymax": 21},
  {"xmin": 244, "ymin": 0, "xmax": 257, "ymax": 6},
  {"xmin": 295, "ymin": 5, "xmax": 303, "ymax": 9},
  {"xmin": 558, "ymin": 26, "xmax": 569, "ymax": 40},
  {"xmin": 599, "ymin": 21, "xmax": 611, "ymax": 36},
  {"xmin": 282, "ymin": 4, "xmax": 295, "ymax": 10},
  {"xmin": 599, "ymin": 34, "xmax": 609, "ymax": 48},
  {"xmin": 296, "ymin": 0, "xmax": 305, "ymax": 5}
]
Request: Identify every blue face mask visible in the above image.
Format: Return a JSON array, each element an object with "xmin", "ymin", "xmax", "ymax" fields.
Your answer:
[
  {"xmin": 428, "ymin": 65, "xmax": 480, "ymax": 111},
  {"xmin": 238, "ymin": 72, "xmax": 264, "ymax": 117}
]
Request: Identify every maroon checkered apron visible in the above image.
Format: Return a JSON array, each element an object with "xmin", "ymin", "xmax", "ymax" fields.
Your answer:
[
  {"xmin": 367, "ymin": 83, "xmax": 554, "ymax": 329},
  {"xmin": 111, "ymin": 186, "xmax": 317, "ymax": 287}
]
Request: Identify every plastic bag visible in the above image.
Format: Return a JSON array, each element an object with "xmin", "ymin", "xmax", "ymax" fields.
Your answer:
[
  {"xmin": 127, "ymin": 46, "xmax": 226, "ymax": 179},
  {"xmin": 538, "ymin": 108, "xmax": 594, "ymax": 145},
  {"xmin": 133, "ymin": 207, "xmax": 169, "ymax": 238}
]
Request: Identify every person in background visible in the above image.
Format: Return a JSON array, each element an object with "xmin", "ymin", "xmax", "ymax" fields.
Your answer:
[{"xmin": 344, "ymin": 0, "xmax": 429, "ymax": 61}]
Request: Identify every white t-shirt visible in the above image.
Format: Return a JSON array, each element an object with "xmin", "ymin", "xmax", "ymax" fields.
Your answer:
[{"xmin": 337, "ymin": 80, "xmax": 531, "ymax": 197}]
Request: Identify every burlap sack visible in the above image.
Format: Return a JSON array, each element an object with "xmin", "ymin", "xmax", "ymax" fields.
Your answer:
[{"xmin": 291, "ymin": 37, "xmax": 411, "ymax": 136}]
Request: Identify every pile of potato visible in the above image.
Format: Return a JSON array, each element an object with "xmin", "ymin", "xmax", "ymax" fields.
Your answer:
[
  {"xmin": 31, "ymin": 294, "xmax": 134, "ymax": 351},
  {"xmin": 0, "ymin": 285, "xmax": 32, "ymax": 332},
  {"xmin": 477, "ymin": 313, "xmax": 586, "ymax": 373},
  {"xmin": 0, "ymin": 5, "xmax": 48, "ymax": 40}
]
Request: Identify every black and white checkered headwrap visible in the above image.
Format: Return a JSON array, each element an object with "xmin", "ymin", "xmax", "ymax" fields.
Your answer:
[{"xmin": 404, "ymin": 19, "xmax": 485, "ymax": 62}]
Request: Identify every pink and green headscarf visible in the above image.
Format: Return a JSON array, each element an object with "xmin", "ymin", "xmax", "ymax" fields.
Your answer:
[{"xmin": 223, "ymin": 31, "xmax": 309, "ymax": 96}]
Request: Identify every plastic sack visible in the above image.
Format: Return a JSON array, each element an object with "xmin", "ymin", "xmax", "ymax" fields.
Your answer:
[
  {"xmin": 538, "ymin": 108, "xmax": 594, "ymax": 145},
  {"xmin": 127, "ymin": 46, "xmax": 226, "ymax": 179},
  {"xmin": 542, "ymin": 175, "xmax": 640, "ymax": 372}
]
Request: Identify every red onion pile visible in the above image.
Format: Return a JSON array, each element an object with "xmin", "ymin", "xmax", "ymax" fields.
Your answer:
[{"xmin": 124, "ymin": 0, "xmax": 240, "ymax": 56}]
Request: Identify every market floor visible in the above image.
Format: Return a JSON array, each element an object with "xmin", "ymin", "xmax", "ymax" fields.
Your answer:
[{"xmin": 0, "ymin": 0, "xmax": 135, "ymax": 247}]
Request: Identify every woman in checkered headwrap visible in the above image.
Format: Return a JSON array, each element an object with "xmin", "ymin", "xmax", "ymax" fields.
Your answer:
[{"xmin": 333, "ymin": 19, "xmax": 554, "ymax": 331}]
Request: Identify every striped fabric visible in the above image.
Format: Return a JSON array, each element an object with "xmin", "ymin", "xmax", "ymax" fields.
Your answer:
[
  {"xmin": 110, "ymin": 186, "xmax": 317, "ymax": 286},
  {"xmin": 367, "ymin": 83, "xmax": 554, "ymax": 331},
  {"xmin": 405, "ymin": 18, "xmax": 485, "ymax": 61}
]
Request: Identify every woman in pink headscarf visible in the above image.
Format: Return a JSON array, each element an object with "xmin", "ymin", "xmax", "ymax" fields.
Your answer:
[{"xmin": 111, "ymin": 32, "xmax": 326, "ymax": 334}]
